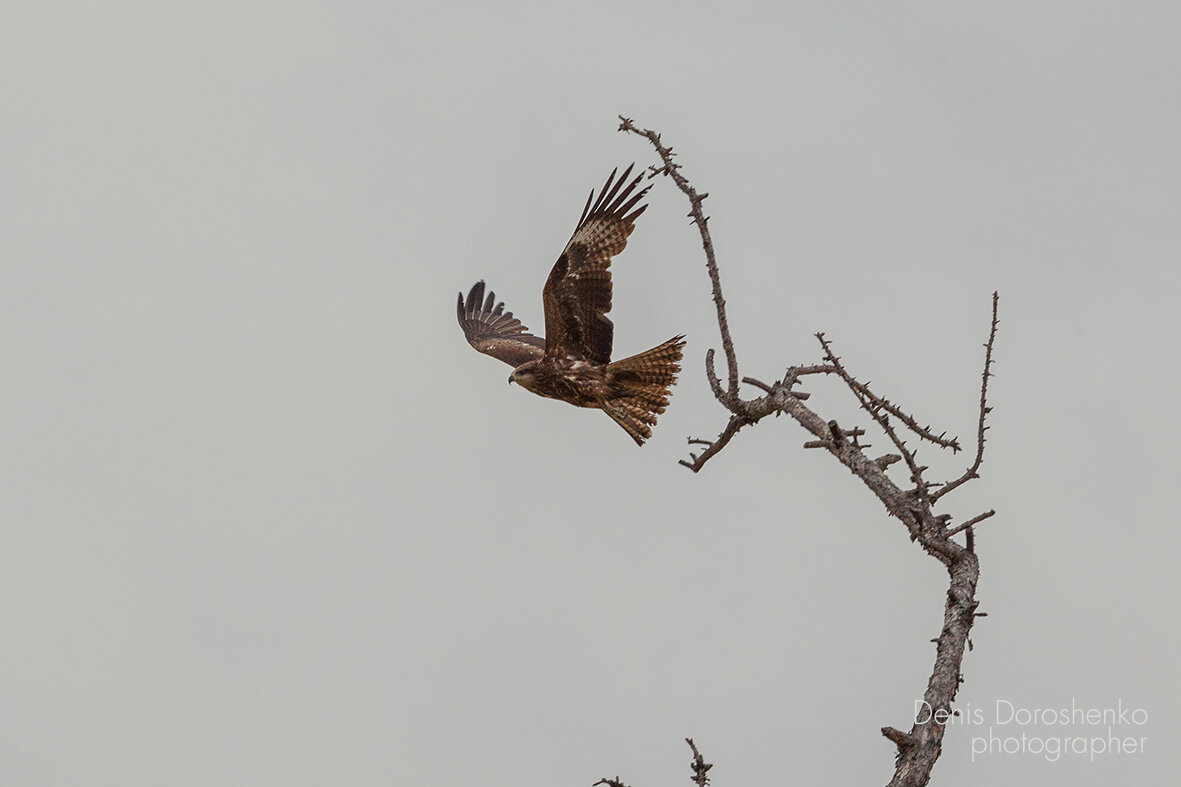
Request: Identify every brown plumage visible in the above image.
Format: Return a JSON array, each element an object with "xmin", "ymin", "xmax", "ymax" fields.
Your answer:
[{"xmin": 456, "ymin": 165, "xmax": 685, "ymax": 445}]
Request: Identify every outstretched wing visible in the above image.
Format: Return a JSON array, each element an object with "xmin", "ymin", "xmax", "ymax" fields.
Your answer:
[
  {"xmin": 457, "ymin": 280, "xmax": 545, "ymax": 368},
  {"xmin": 542, "ymin": 164, "xmax": 650, "ymax": 364}
]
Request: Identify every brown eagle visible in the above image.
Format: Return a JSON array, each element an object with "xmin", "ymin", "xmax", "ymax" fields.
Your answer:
[{"xmin": 457, "ymin": 165, "xmax": 685, "ymax": 445}]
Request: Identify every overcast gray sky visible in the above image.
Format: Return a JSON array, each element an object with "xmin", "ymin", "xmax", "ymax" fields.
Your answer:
[{"xmin": 3, "ymin": 2, "xmax": 1179, "ymax": 785}]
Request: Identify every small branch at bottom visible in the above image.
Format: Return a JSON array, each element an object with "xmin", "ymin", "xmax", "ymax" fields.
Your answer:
[{"xmin": 686, "ymin": 738, "xmax": 713, "ymax": 787}]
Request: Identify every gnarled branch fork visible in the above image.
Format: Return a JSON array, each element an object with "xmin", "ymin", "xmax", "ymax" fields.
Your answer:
[{"xmin": 612, "ymin": 116, "xmax": 1000, "ymax": 787}]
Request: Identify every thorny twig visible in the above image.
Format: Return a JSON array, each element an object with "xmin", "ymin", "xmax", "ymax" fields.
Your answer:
[
  {"xmin": 933, "ymin": 291, "xmax": 1000, "ymax": 503},
  {"xmin": 618, "ymin": 116, "xmax": 739, "ymax": 403},
  {"xmin": 816, "ymin": 330, "xmax": 927, "ymax": 486},
  {"xmin": 845, "ymin": 378, "xmax": 962, "ymax": 452}
]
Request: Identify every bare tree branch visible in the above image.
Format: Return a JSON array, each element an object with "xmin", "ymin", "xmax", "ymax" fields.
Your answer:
[{"xmin": 609, "ymin": 117, "xmax": 999, "ymax": 787}]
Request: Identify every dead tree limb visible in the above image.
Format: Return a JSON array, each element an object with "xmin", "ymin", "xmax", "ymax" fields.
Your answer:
[{"xmin": 613, "ymin": 116, "xmax": 1000, "ymax": 787}]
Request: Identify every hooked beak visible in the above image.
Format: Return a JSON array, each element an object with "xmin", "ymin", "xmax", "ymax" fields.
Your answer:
[{"xmin": 507, "ymin": 373, "xmax": 515, "ymax": 385}]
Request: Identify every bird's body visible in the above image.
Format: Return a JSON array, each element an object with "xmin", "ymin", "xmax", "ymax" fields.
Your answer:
[
  {"xmin": 509, "ymin": 357, "xmax": 610, "ymax": 406},
  {"xmin": 456, "ymin": 165, "xmax": 684, "ymax": 445}
]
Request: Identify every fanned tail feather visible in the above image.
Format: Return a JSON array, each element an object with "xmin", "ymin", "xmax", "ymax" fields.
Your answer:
[{"xmin": 602, "ymin": 335, "xmax": 686, "ymax": 445}]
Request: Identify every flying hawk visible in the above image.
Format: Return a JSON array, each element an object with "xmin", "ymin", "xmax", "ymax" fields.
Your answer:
[{"xmin": 457, "ymin": 165, "xmax": 685, "ymax": 445}]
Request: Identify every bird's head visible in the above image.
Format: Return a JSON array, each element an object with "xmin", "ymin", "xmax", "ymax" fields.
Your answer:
[{"xmin": 509, "ymin": 361, "xmax": 540, "ymax": 390}]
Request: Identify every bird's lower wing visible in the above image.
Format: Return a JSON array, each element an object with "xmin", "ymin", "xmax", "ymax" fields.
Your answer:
[{"xmin": 457, "ymin": 280, "xmax": 545, "ymax": 368}]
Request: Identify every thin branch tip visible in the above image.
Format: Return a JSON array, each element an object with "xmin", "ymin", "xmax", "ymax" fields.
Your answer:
[
  {"xmin": 934, "ymin": 293, "xmax": 1000, "ymax": 502},
  {"xmin": 622, "ymin": 117, "xmax": 739, "ymax": 397}
]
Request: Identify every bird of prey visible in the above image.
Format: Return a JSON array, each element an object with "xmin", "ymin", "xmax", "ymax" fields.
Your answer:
[{"xmin": 457, "ymin": 165, "xmax": 685, "ymax": 446}]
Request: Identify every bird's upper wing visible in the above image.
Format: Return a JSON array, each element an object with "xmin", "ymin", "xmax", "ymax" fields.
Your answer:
[
  {"xmin": 457, "ymin": 280, "xmax": 546, "ymax": 368},
  {"xmin": 541, "ymin": 164, "xmax": 650, "ymax": 364}
]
